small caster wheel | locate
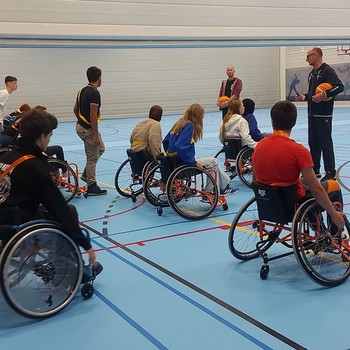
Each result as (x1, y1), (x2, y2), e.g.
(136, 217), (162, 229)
(81, 283), (94, 299)
(222, 203), (228, 211)
(260, 265), (269, 280)
(131, 194), (137, 203)
(83, 193), (88, 198)
(157, 207), (163, 216)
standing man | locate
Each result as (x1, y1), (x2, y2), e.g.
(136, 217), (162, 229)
(295, 47), (344, 181)
(217, 65), (242, 120)
(0, 76), (18, 129)
(74, 66), (107, 196)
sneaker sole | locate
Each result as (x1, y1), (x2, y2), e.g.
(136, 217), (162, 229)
(87, 192), (107, 196)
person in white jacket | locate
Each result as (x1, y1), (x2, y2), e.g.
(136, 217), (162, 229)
(219, 99), (257, 149)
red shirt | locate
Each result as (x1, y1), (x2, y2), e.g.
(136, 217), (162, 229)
(252, 134), (313, 198)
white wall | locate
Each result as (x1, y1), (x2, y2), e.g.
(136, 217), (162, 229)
(0, 46), (279, 120)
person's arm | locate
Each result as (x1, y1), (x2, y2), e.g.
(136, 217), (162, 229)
(231, 78), (242, 100)
(216, 80), (225, 107)
(175, 123), (196, 165)
(239, 119), (257, 149)
(301, 167), (345, 228)
(90, 103), (100, 144)
(148, 122), (162, 158)
(245, 115), (264, 141)
(73, 100), (79, 118)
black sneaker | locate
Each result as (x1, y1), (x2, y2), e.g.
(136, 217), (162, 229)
(87, 183), (107, 196)
(320, 172), (336, 182)
(314, 169), (321, 178)
(92, 261), (103, 277)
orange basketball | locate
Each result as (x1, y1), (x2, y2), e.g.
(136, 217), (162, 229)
(217, 96), (230, 104)
(316, 83), (333, 101)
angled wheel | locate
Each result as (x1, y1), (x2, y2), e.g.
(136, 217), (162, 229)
(236, 147), (254, 188)
(114, 159), (143, 198)
(143, 164), (169, 207)
(214, 147), (237, 180)
(48, 159), (78, 203)
(292, 198), (350, 286)
(0, 222), (83, 318)
(166, 166), (218, 220)
(228, 197), (274, 260)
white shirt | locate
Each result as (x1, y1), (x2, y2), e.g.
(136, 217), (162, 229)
(0, 88), (10, 118)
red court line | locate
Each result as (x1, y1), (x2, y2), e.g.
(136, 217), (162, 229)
(83, 224), (229, 253)
(82, 197), (147, 223)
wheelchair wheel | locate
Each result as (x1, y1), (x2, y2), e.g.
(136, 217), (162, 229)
(48, 159), (78, 203)
(236, 147), (254, 188)
(214, 147), (237, 180)
(166, 166), (218, 220)
(292, 198), (350, 287)
(143, 164), (169, 207)
(228, 197), (274, 260)
(0, 222), (83, 318)
(115, 159), (143, 198)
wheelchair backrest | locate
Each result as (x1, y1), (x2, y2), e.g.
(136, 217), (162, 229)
(126, 149), (152, 176)
(252, 182), (298, 224)
(223, 137), (243, 160)
(156, 154), (176, 182)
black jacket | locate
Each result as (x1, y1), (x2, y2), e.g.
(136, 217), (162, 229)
(306, 63), (344, 118)
(0, 138), (91, 250)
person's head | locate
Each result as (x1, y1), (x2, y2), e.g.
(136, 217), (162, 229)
(242, 98), (255, 116)
(226, 65), (235, 80)
(270, 101), (297, 131)
(170, 103), (204, 142)
(149, 105), (163, 122)
(32, 105), (47, 112)
(86, 66), (102, 86)
(306, 47), (323, 67)
(19, 104), (31, 113)
(19, 109), (58, 151)
(5, 76), (18, 93)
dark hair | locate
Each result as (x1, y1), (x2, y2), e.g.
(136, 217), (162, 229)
(33, 105), (47, 111)
(5, 76), (17, 84)
(242, 98), (255, 116)
(149, 105), (163, 122)
(19, 109), (58, 143)
(86, 66), (101, 83)
(19, 104), (31, 112)
(270, 101), (297, 131)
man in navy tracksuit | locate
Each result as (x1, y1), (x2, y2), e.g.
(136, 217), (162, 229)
(296, 47), (344, 182)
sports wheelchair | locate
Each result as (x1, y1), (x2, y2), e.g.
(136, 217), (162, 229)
(228, 182), (350, 286)
(214, 138), (254, 188)
(142, 154), (229, 220)
(0, 209), (96, 318)
(114, 149), (156, 202)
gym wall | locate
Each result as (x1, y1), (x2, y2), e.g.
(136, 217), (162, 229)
(1, 1), (350, 120)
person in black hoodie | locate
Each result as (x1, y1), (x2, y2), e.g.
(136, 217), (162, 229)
(0, 109), (102, 274)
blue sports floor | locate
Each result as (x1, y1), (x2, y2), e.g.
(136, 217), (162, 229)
(1, 106), (350, 350)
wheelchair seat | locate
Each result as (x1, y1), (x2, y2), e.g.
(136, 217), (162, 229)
(127, 148), (152, 177)
(156, 153), (177, 183)
(223, 137), (243, 160)
(252, 181), (298, 224)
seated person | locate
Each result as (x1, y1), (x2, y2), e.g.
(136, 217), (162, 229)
(242, 98), (268, 142)
(219, 99), (257, 149)
(252, 100), (345, 235)
(0, 103), (32, 147)
(2, 103), (31, 129)
(163, 103), (238, 195)
(130, 105), (163, 160)
(0, 109), (102, 273)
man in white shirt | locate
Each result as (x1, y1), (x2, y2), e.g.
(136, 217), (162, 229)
(0, 76), (18, 129)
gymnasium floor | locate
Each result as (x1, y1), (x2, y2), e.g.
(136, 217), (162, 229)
(1, 106), (350, 350)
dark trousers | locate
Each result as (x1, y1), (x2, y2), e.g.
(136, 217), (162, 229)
(308, 117), (335, 174)
(221, 107), (228, 120)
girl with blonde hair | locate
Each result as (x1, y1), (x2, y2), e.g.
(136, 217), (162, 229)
(220, 99), (257, 148)
(163, 103), (238, 196)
